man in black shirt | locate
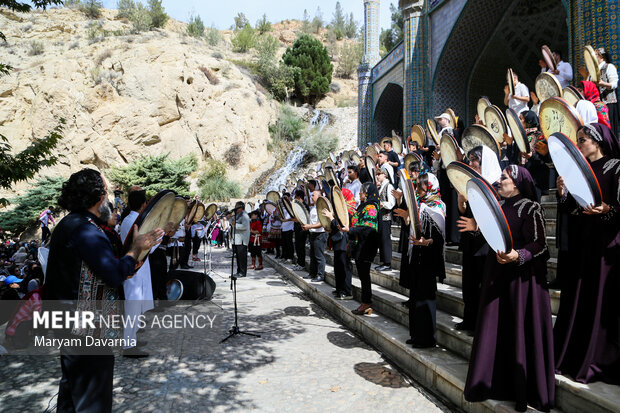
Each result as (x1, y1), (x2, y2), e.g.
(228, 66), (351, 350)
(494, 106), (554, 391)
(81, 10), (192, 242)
(44, 169), (162, 413)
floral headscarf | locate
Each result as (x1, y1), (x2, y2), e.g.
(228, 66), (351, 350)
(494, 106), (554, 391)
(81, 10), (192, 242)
(417, 177), (446, 237)
(351, 183), (379, 231)
(581, 81), (611, 128)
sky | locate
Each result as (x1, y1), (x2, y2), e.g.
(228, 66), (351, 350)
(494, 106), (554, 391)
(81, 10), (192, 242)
(94, 0), (394, 31)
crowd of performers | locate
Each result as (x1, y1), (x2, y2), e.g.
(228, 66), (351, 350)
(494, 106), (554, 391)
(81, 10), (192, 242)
(271, 108), (619, 410)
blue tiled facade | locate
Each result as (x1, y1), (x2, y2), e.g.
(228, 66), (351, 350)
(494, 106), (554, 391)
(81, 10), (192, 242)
(358, 0), (620, 145)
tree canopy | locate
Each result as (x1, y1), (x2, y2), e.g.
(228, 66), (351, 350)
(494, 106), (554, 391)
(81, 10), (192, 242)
(106, 154), (197, 198)
(0, 176), (65, 237)
(282, 35), (333, 105)
(380, 4), (404, 53)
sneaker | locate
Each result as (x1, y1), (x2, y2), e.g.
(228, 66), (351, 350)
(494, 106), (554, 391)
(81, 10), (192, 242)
(336, 293), (353, 300)
(310, 276), (324, 282)
(302, 274), (313, 280)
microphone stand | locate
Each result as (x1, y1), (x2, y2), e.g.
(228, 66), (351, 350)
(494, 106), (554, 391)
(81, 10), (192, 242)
(221, 211), (261, 343)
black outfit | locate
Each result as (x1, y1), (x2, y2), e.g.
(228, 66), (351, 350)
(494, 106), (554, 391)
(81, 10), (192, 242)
(234, 244), (248, 276)
(180, 227), (192, 266)
(281, 229), (294, 260)
(386, 150), (400, 186)
(407, 209), (445, 348)
(44, 211), (137, 413)
(437, 166), (460, 244)
(378, 183), (393, 267)
(359, 167), (372, 184)
(149, 236), (169, 301)
(458, 206), (488, 330)
(294, 221), (307, 267)
(330, 219), (352, 295)
(308, 231), (328, 278)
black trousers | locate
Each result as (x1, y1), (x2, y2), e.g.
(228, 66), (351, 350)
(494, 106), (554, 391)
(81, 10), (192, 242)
(334, 250), (352, 295)
(58, 354), (114, 413)
(192, 235), (201, 255)
(308, 232), (328, 277)
(461, 255), (485, 329)
(356, 260), (372, 304)
(408, 300), (437, 347)
(180, 229), (191, 265)
(149, 248), (168, 300)
(41, 226), (51, 243)
(294, 229), (307, 267)
(233, 244), (247, 276)
(378, 217), (392, 265)
(281, 230), (294, 260)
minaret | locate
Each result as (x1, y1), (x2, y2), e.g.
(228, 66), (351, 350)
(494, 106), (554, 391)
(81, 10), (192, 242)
(358, 0), (380, 146)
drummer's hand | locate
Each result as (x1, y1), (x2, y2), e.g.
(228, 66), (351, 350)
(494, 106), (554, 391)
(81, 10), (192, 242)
(583, 202), (610, 215)
(556, 176), (566, 197)
(530, 91), (539, 105)
(322, 208), (334, 220)
(393, 208), (408, 219)
(578, 66), (588, 79)
(522, 151), (532, 160)
(496, 249), (518, 264)
(457, 217), (477, 232)
(504, 85), (509, 95)
(432, 150), (440, 160)
(474, 114), (482, 125)
(421, 146), (429, 152)
(301, 224), (310, 231)
(392, 189), (403, 201)
(552, 69), (560, 75)
(411, 236), (431, 246)
(340, 225), (350, 233)
(534, 141), (549, 155)
(503, 133), (513, 145)
(129, 226), (164, 258)
(538, 59), (547, 69)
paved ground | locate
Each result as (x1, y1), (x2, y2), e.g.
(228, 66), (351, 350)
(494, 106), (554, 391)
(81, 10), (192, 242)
(0, 246), (451, 413)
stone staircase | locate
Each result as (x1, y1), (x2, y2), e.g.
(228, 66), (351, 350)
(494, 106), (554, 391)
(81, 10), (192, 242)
(263, 196), (620, 413)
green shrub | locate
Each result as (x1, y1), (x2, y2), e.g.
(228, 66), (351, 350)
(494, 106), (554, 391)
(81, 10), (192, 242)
(282, 34), (333, 104)
(107, 154), (197, 198)
(300, 129), (337, 162)
(224, 143), (242, 167)
(255, 14), (272, 34)
(336, 41), (362, 78)
(311, 7), (323, 34)
(232, 25), (256, 53)
(87, 21), (105, 44)
(79, 0), (102, 19)
(198, 160), (241, 202)
(147, 0), (168, 28)
(116, 0), (135, 19)
(262, 63), (297, 101)
(186, 14), (204, 38)
(205, 25), (220, 46)
(64, 0), (81, 9)
(344, 12), (358, 39)
(300, 9), (312, 34)
(0, 176), (64, 237)
(330, 2), (345, 40)
(269, 105), (304, 142)
(256, 34), (279, 63)
(233, 12), (249, 30)
(28, 40), (44, 56)
(129, 2), (151, 32)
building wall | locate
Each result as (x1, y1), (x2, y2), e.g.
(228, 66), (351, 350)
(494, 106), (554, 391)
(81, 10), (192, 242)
(372, 62), (404, 110)
(428, 0), (467, 76)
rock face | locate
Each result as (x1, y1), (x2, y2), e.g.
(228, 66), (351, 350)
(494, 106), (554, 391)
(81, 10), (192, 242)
(0, 8), (279, 199)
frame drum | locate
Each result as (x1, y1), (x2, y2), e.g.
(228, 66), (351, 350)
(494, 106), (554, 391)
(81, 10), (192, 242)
(539, 97), (583, 142)
(169, 197), (188, 227)
(547, 132), (603, 208)
(292, 199), (310, 226)
(562, 85), (585, 107)
(507, 68), (515, 96)
(316, 196), (333, 231)
(411, 125), (426, 147)
(477, 97), (492, 125)
(535, 72), (563, 103)
(446, 162), (485, 200)
(331, 186), (350, 228)
(398, 169), (421, 239)
(440, 132), (464, 167)
(364, 156), (377, 183)
(467, 177), (513, 253)
(426, 119), (440, 146)
(266, 191), (280, 204)
(584, 45), (601, 83)
(204, 203), (218, 221)
(542, 45), (557, 72)
(484, 105), (508, 143)
(505, 108), (529, 154)
(461, 124), (501, 160)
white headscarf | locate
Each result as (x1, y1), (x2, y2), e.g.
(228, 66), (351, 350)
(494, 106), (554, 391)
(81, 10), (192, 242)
(576, 100), (598, 125)
(480, 146), (502, 184)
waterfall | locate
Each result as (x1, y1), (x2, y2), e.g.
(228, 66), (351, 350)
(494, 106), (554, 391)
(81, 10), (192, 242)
(309, 109), (330, 132)
(265, 146), (307, 191)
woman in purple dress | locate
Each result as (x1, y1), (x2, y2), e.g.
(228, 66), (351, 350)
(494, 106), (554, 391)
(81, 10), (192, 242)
(554, 123), (620, 384)
(464, 165), (554, 412)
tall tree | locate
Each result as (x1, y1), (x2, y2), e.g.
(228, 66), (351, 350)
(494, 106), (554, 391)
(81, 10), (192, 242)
(283, 35), (333, 105)
(331, 1), (345, 40)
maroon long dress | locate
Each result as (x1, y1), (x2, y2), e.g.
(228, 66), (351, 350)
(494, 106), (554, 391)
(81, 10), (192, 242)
(554, 156), (620, 384)
(464, 195), (555, 412)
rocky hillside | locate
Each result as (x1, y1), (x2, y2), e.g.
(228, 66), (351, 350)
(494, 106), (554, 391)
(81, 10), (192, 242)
(0, 7), (359, 200)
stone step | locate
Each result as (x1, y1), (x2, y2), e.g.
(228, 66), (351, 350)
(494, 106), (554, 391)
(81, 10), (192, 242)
(391, 218), (557, 239)
(266, 256), (620, 413)
(377, 249), (558, 281)
(264, 255), (561, 413)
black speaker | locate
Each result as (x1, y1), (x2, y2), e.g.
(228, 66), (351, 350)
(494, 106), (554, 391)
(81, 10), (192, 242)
(166, 270), (216, 301)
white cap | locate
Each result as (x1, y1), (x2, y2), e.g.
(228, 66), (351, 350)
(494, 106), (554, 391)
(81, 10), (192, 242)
(434, 113), (451, 121)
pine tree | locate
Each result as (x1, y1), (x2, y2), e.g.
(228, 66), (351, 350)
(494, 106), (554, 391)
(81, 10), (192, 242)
(282, 35), (333, 105)
(147, 0), (168, 29)
(331, 2), (345, 40)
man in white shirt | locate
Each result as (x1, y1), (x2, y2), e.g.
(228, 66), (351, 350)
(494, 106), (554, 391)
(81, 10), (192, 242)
(280, 193), (296, 264)
(302, 189), (328, 282)
(119, 188), (154, 358)
(344, 165), (362, 206)
(541, 51), (573, 89)
(504, 71), (530, 114)
(375, 169), (395, 271)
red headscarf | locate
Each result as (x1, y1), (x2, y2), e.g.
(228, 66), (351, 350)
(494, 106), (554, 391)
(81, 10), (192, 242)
(580, 81), (611, 128)
(341, 188), (357, 216)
